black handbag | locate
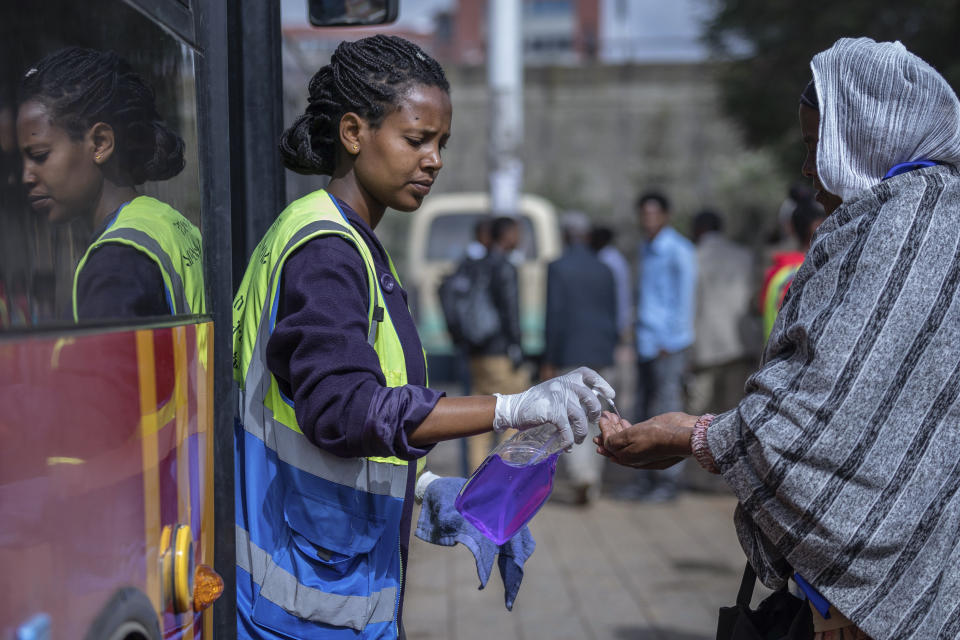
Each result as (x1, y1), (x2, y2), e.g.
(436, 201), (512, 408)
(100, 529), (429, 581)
(716, 563), (814, 640)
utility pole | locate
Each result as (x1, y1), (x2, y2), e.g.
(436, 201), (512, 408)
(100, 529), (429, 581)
(487, 0), (523, 216)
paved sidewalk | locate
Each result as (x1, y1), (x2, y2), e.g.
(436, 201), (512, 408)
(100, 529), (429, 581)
(404, 441), (758, 640)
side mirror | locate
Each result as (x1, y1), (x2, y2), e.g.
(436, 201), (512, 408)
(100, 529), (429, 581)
(308, 0), (399, 27)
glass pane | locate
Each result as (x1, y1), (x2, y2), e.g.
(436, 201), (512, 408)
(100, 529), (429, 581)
(0, 1), (203, 329)
(426, 213), (538, 261)
(309, 0), (395, 26)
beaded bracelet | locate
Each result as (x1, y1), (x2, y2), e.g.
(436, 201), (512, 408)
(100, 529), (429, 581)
(690, 413), (719, 474)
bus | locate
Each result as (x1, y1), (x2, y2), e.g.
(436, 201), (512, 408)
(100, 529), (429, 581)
(0, 1), (394, 638)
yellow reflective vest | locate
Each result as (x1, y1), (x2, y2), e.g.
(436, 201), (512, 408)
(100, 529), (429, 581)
(233, 189), (423, 639)
(72, 195), (205, 320)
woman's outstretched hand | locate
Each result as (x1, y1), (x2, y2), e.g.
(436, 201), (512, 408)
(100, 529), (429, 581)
(595, 411), (697, 469)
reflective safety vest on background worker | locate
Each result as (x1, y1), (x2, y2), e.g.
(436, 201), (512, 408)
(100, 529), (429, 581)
(72, 195), (206, 320)
(232, 190), (424, 639)
(760, 250), (805, 341)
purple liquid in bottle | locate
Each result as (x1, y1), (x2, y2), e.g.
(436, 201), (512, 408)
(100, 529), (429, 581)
(454, 451), (560, 545)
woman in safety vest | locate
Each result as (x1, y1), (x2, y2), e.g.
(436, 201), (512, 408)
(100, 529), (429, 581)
(18, 47), (204, 321)
(232, 35), (613, 638)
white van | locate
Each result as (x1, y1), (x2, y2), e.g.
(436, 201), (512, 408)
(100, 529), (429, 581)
(406, 193), (561, 372)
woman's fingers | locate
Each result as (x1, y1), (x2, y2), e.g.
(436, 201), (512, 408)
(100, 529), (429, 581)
(597, 411), (622, 448)
(598, 410), (626, 432)
(597, 412), (697, 470)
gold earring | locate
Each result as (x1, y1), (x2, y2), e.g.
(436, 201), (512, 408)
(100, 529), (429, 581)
(95, 154), (102, 161)
(353, 144), (359, 152)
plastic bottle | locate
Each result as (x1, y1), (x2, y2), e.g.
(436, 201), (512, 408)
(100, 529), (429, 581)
(454, 424), (566, 545)
(455, 389), (618, 544)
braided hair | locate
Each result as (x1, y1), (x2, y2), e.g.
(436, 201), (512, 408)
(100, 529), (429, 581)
(280, 35), (449, 176)
(20, 47), (185, 185)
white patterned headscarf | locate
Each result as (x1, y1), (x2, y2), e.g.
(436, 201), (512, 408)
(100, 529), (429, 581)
(811, 37), (960, 200)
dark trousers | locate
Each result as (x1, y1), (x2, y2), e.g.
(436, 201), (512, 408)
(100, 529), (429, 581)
(635, 349), (687, 420)
(621, 349), (688, 498)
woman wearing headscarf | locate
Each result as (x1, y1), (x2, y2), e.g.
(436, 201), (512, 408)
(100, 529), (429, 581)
(597, 37), (960, 639)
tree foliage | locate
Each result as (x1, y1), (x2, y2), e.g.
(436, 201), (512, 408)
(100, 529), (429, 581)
(704, 0), (960, 171)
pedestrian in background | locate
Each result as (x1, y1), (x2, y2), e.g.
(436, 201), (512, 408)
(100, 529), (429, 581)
(689, 209), (757, 416)
(542, 211), (618, 505)
(463, 215), (529, 471)
(465, 217), (491, 261)
(591, 225), (632, 340)
(759, 198), (826, 341)
(687, 210), (756, 492)
(621, 191), (696, 501)
(439, 218), (493, 378)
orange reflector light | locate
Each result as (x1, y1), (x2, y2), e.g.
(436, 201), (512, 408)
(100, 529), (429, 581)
(193, 564), (224, 611)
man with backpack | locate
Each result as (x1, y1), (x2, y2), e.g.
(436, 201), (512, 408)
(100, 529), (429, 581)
(440, 216), (529, 470)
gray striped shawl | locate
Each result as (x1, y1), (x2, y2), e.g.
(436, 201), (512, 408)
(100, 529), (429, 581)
(708, 164), (960, 639)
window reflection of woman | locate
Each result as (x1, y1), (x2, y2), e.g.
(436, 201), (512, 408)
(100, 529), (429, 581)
(17, 47), (204, 321)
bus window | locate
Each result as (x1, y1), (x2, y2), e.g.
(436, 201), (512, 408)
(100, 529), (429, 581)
(0, 0), (204, 328)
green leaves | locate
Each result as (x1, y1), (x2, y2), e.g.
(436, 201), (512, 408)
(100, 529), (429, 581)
(704, 0), (960, 170)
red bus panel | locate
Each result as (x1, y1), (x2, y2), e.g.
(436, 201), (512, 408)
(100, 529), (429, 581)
(0, 322), (215, 639)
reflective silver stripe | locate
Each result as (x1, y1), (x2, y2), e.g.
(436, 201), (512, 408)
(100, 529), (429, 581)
(236, 525), (396, 630)
(241, 398), (408, 498)
(99, 227), (189, 313)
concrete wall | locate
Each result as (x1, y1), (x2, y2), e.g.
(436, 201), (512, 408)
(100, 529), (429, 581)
(282, 54), (788, 265)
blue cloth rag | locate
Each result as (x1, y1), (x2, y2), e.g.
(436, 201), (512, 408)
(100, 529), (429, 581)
(415, 476), (535, 610)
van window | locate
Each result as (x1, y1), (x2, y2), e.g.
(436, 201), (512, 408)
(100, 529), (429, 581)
(426, 213), (539, 261)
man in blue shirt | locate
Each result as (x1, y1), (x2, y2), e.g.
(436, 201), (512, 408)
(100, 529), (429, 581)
(625, 191), (697, 500)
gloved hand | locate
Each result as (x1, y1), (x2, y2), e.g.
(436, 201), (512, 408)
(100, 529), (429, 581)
(493, 366), (615, 449)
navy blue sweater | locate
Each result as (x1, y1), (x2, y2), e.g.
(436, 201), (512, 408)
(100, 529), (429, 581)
(75, 211), (168, 321)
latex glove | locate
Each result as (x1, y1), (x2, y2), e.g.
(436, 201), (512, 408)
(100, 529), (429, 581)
(493, 366), (615, 449)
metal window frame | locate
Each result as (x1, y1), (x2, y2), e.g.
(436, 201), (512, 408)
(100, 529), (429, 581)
(191, 1), (239, 636)
(119, 1), (281, 637)
(124, 0), (197, 48)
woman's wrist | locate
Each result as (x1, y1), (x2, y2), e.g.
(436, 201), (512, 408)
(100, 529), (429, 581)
(409, 395), (497, 446)
(690, 413), (719, 474)
(664, 412), (698, 455)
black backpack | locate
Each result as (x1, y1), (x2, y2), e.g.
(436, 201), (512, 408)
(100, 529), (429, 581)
(438, 258), (501, 350)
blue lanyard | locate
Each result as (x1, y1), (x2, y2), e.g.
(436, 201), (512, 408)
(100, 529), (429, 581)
(883, 159), (938, 180)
